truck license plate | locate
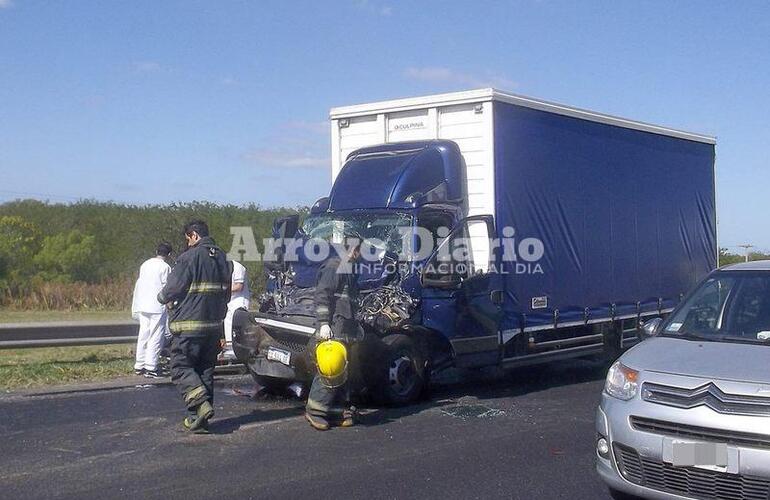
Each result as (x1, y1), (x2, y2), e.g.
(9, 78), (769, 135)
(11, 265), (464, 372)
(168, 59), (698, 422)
(266, 347), (291, 366)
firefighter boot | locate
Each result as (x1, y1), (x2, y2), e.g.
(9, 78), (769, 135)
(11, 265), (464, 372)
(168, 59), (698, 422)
(340, 406), (357, 428)
(182, 401), (214, 434)
(196, 400), (215, 421)
(182, 416), (210, 434)
(305, 412), (330, 431)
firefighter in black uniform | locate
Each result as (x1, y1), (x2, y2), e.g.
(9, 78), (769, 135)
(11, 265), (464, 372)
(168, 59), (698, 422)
(305, 235), (364, 431)
(158, 220), (232, 433)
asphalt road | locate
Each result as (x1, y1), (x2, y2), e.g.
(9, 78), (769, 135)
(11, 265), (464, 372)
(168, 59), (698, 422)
(0, 358), (615, 499)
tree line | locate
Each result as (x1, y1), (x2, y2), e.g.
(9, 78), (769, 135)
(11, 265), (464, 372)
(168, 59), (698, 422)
(718, 247), (770, 266)
(0, 200), (303, 310)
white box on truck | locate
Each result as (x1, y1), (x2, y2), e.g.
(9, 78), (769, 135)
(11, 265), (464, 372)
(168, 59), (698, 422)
(330, 88), (714, 222)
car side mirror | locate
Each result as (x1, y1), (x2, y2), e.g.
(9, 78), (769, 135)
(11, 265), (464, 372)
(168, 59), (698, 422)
(640, 317), (663, 339)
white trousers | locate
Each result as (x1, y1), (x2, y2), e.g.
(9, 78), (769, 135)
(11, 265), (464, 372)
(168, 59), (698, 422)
(224, 302), (249, 344)
(224, 308), (236, 344)
(135, 311), (167, 371)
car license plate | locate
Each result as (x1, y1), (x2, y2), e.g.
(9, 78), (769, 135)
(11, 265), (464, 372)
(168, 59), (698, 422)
(266, 347), (291, 366)
(663, 438), (740, 473)
(671, 441), (728, 467)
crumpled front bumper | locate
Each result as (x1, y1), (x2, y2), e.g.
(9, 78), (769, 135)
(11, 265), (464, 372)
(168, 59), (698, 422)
(232, 310), (315, 383)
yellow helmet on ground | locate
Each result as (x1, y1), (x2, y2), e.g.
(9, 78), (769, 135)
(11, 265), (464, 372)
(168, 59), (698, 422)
(315, 340), (348, 388)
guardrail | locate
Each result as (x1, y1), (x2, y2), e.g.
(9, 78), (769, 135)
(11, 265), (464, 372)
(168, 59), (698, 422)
(0, 319), (245, 372)
(0, 321), (138, 349)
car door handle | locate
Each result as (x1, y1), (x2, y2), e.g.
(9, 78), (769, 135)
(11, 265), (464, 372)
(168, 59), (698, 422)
(490, 290), (504, 305)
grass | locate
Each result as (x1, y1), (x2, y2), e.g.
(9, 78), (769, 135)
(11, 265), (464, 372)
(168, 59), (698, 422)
(0, 310), (130, 324)
(0, 344), (136, 391)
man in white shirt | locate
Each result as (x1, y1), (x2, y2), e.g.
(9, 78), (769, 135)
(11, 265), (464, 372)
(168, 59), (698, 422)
(224, 260), (250, 351)
(131, 243), (172, 377)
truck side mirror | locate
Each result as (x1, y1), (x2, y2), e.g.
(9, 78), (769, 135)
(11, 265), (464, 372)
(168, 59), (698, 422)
(266, 215), (300, 272)
(272, 215), (299, 240)
(639, 317), (663, 339)
(310, 197), (330, 214)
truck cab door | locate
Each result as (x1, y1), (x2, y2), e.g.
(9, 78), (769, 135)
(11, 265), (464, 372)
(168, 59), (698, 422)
(421, 215), (503, 368)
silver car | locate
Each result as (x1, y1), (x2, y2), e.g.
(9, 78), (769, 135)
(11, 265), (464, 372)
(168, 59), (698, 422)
(597, 261), (770, 500)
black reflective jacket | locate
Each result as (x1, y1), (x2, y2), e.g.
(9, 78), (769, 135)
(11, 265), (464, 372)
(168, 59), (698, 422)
(314, 257), (360, 340)
(158, 237), (232, 336)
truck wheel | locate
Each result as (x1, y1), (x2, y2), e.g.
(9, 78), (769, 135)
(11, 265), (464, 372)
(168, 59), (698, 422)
(378, 334), (428, 406)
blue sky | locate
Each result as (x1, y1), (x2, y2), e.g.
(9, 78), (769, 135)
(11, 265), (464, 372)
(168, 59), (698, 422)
(0, 1), (768, 250)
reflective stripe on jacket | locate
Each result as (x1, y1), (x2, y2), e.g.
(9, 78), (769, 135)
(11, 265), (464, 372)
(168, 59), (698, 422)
(158, 237), (233, 336)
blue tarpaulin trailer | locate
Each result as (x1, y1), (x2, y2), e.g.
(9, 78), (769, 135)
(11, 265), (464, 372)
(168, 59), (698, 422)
(235, 89), (717, 404)
(491, 99), (717, 338)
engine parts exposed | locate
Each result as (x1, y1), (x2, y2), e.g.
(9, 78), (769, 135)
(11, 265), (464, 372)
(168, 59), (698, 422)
(357, 285), (418, 332)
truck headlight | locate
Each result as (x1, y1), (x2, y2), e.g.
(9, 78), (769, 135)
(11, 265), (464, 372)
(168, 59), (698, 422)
(605, 361), (639, 401)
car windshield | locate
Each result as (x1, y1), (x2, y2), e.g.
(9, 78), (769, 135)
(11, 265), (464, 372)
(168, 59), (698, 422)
(301, 212), (412, 256)
(661, 272), (770, 344)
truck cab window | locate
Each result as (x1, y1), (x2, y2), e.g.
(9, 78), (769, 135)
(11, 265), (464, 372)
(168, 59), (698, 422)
(417, 211), (454, 257)
(464, 219), (492, 274)
(422, 218), (493, 286)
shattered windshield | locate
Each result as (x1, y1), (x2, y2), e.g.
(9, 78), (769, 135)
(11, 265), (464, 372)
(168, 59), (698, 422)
(302, 212), (413, 256)
(661, 273), (770, 345)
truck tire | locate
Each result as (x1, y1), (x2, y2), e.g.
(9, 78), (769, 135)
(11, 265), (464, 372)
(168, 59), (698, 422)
(377, 333), (428, 406)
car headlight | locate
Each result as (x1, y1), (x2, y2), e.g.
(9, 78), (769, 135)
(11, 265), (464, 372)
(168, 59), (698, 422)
(605, 361), (639, 401)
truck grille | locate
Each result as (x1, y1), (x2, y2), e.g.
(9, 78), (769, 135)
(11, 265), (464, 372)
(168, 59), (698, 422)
(631, 416), (770, 450)
(274, 337), (308, 353)
(267, 329), (310, 353)
(643, 382), (770, 417)
(614, 443), (770, 500)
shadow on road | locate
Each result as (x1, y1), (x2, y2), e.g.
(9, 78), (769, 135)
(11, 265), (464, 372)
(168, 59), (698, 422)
(209, 405), (305, 434)
(357, 356), (612, 427)
(437, 356), (613, 401)
(215, 356), (613, 429)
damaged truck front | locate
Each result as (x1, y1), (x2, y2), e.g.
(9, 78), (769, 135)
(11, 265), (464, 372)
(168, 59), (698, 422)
(233, 89), (717, 406)
(233, 141), (466, 404)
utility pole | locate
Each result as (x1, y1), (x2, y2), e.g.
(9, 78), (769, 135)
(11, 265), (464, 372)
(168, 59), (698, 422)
(737, 244), (754, 263)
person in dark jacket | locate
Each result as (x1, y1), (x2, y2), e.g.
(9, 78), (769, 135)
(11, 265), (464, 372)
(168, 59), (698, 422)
(305, 235), (363, 431)
(158, 220), (232, 433)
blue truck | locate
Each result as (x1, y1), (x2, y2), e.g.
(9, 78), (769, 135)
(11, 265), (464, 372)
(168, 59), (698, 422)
(233, 88), (717, 404)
